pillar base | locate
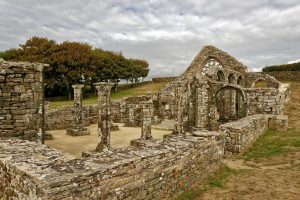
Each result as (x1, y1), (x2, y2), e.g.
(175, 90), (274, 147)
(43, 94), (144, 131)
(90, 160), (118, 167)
(44, 132), (53, 140)
(111, 123), (119, 131)
(66, 127), (90, 136)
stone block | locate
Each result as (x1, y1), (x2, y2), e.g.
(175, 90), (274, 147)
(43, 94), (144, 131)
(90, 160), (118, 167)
(66, 128), (90, 136)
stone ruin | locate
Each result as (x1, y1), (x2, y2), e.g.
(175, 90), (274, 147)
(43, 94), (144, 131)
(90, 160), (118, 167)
(0, 46), (290, 199)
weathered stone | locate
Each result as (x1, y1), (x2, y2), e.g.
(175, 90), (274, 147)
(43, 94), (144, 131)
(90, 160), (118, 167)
(66, 84), (90, 136)
(94, 82), (114, 152)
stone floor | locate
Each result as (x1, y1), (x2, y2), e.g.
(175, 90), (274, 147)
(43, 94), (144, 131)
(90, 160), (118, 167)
(45, 123), (172, 158)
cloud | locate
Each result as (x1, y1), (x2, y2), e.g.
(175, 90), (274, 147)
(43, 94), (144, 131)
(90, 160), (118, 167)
(0, 0), (300, 77)
(288, 59), (300, 64)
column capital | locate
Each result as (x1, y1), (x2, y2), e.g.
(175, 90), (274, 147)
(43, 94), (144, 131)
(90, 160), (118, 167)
(72, 84), (84, 89)
(94, 82), (114, 91)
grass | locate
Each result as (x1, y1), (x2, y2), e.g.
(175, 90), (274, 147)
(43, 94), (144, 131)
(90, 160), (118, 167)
(177, 166), (237, 200)
(243, 129), (299, 161)
(48, 82), (167, 109)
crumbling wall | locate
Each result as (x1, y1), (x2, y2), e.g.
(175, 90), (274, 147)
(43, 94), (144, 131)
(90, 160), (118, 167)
(220, 114), (288, 156)
(0, 61), (46, 141)
(45, 95), (158, 130)
(244, 83), (289, 115)
(0, 135), (224, 200)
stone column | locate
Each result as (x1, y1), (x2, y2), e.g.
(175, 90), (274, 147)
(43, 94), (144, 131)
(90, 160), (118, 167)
(126, 104), (135, 126)
(66, 84), (90, 136)
(195, 85), (208, 129)
(172, 83), (185, 136)
(94, 82), (114, 152)
(140, 102), (154, 140)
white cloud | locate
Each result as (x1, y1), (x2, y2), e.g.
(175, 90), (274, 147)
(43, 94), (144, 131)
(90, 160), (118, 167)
(0, 0), (300, 77)
(288, 59), (300, 64)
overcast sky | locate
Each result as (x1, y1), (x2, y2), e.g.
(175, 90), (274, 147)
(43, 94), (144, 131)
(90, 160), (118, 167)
(0, 0), (299, 78)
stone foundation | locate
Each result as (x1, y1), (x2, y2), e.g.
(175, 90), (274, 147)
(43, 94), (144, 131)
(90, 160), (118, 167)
(0, 135), (224, 200)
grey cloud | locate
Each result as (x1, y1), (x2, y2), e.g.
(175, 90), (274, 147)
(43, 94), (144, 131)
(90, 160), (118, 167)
(0, 0), (300, 78)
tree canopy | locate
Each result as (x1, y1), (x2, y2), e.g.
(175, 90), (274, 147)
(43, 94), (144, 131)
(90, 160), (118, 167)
(0, 36), (149, 98)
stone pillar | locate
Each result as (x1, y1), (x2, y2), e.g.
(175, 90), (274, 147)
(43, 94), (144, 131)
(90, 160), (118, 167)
(119, 101), (127, 123)
(66, 84), (90, 136)
(126, 104), (135, 126)
(140, 102), (154, 140)
(230, 90), (237, 118)
(195, 85), (208, 129)
(36, 64), (45, 144)
(172, 84), (185, 136)
(94, 82), (114, 152)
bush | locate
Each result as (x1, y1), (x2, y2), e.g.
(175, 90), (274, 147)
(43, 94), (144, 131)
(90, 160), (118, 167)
(262, 62), (300, 72)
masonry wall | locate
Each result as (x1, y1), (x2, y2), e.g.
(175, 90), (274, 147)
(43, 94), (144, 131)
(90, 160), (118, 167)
(220, 114), (288, 156)
(244, 83), (289, 116)
(45, 95), (157, 130)
(0, 135), (224, 200)
(0, 61), (46, 141)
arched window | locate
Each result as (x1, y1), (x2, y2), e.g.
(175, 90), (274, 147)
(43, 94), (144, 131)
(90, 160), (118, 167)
(228, 74), (236, 84)
(217, 70), (225, 82)
(237, 76), (243, 86)
(216, 86), (246, 122)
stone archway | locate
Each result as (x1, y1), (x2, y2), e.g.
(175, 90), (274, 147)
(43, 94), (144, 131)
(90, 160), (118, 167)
(216, 85), (246, 122)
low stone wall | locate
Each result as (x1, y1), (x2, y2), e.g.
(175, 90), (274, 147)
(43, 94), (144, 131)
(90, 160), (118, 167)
(0, 135), (224, 200)
(152, 76), (177, 83)
(263, 71), (300, 81)
(0, 61), (47, 141)
(220, 114), (288, 156)
(45, 95), (156, 130)
(45, 105), (97, 130)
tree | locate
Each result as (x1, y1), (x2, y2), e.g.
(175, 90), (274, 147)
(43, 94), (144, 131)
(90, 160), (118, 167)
(52, 41), (93, 99)
(0, 48), (19, 60)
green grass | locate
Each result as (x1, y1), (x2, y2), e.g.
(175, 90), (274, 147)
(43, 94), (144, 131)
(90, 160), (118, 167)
(177, 166), (237, 200)
(48, 82), (167, 109)
(244, 128), (300, 161)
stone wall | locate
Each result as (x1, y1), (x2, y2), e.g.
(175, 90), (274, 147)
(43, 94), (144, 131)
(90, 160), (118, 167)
(0, 61), (46, 141)
(220, 114), (288, 156)
(45, 105), (97, 130)
(244, 83), (289, 116)
(0, 134), (224, 200)
(45, 95), (157, 130)
(152, 76), (177, 83)
(263, 71), (300, 81)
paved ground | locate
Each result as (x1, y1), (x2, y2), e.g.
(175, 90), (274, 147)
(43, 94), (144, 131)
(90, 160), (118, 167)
(45, 123), (171, 158)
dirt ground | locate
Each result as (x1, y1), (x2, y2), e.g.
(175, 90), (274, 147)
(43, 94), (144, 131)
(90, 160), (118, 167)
(45, 123), (171, 157)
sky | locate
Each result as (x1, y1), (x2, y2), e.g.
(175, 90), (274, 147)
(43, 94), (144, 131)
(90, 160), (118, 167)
(0, 0), (299, 78)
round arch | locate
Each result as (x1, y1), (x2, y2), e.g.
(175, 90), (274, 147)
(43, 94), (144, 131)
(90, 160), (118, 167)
(237, 76), (243, 86)
(216, 85), (246, 101)
(215, 85), (247, 122)
(228, 74), (236, 84)
(217, 70), (225, 82)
